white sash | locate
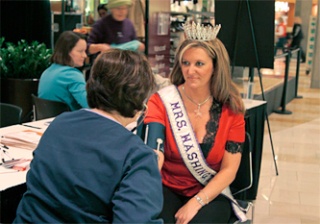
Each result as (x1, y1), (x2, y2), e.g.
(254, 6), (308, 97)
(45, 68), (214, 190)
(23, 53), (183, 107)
(158, 85), (250, 222)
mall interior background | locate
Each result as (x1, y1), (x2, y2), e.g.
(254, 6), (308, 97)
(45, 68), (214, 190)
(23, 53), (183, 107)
(0, 0), (319, 223)
(1, 0), (318, 82)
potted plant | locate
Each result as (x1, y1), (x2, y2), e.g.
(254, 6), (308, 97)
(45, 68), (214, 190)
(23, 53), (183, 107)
(0, 37), (52, 121)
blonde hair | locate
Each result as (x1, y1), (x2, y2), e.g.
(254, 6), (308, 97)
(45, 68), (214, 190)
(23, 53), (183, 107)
(170, 39), (245, 114)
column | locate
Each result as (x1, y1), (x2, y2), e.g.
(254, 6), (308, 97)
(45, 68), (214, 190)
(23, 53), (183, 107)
(311, 6), (320, 88)
(294, 0), (313, 54)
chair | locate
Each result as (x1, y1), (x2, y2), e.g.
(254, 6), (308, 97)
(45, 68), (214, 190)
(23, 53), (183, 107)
(0, 103), (23, 127)
(228, 132), (254, 223)
(231, 132), (253, 196)
(31, 94), (70, 121)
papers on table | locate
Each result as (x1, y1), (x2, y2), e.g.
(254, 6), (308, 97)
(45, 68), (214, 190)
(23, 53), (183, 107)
(1, 129), (43, 150)
(0, 119), (52, 189)
(1, 158), (31, 171)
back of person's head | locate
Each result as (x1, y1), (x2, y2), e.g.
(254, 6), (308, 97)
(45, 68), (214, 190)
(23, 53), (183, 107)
(51, 31), (87, 66)
(107, 0), (132, 9)
(86, 49), (156, 118)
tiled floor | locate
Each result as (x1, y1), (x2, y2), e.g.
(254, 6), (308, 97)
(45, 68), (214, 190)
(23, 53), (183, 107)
(252, 62), (320, 223)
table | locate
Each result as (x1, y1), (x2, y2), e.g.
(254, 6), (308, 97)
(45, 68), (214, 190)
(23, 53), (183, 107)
(0, 118), (53, 223)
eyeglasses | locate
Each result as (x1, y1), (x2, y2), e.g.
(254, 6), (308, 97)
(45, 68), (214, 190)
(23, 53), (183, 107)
(131, 103), (148, 133)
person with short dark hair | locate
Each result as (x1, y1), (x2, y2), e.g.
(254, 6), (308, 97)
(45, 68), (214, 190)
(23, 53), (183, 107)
(14, 49), (163, 223)
(97, 3), (108, 18)
(38, 31), (89, 110)
(290, 16), (306, 63)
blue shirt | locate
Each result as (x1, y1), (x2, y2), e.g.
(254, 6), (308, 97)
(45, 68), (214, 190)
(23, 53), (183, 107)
(14, 109), (163, 223)
(38, 63), (89, 111)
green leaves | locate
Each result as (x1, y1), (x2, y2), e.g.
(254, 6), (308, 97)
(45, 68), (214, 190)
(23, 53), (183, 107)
(0, 38), (52, 79)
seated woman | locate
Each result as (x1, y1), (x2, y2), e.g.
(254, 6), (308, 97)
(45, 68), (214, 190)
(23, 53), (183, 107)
(38, 31), (89, 111)
(14, 49), (163, 223)
(143, 22), (250, 223)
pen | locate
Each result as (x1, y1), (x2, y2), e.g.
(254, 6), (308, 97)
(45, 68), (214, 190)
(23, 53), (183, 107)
(1, 144), (9, 149)
(22, 124), (42, 129)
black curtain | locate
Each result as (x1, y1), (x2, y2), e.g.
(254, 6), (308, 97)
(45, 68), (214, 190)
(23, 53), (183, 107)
(0, 0), (52, 48)
(215, 0), (275, 69)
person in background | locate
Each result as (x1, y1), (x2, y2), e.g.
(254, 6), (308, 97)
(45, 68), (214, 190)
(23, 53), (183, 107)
(86, 3), (108, 26)
(38, 31), (88, 110)
(97, 3), (108, 18)
(14, 49), (163, 223)
(143, 22), (250, 223)
(290, 16), (306, 63)
(87, 0), (145, 54)
(274, 16), (287, 55)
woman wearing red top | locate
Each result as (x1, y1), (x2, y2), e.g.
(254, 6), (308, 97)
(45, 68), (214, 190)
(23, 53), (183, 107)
(143, 22), (247, 224)
(274, 16), (287, 55)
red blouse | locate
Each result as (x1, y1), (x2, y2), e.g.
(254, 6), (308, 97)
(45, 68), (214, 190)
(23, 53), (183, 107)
(145, 91), (245, 197)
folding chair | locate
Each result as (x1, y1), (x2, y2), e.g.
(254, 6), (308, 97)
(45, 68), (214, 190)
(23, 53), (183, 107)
(0, 103), (23, 127)
(229, 132), (254, 223)
(31, 94), (70, 120)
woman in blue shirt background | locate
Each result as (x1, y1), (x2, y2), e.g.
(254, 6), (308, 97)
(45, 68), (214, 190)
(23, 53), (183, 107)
(38, 31), (89, 110)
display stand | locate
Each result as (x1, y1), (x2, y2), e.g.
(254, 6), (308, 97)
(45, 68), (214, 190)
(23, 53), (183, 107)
(247, 0), (279, 175)
(216, 0), (279, 175)
(291, 48), (303, 99)
(273, 51), (293, 114)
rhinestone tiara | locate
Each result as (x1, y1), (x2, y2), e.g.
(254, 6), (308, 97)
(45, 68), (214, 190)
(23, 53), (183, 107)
(183, 22), (221, 41)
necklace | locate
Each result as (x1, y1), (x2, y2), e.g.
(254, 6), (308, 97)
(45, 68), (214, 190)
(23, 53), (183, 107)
(182, 85), (211, 118)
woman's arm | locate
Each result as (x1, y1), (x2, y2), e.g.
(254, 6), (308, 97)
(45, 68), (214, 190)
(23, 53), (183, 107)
(154, 150), (165, 170)
(112, 144), (163, 223)
(145, 94), (167, 170)
(200, 151), (241, 201)
(174, 151), (241, 224)
(87, 20), (111, 54)
(68, 70), (89, 108)
(88, 43), (111, 54)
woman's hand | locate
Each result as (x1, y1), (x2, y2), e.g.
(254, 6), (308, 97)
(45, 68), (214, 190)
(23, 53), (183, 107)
(174, 197), (202, 224)
(154, 150), (164, 170)
(88, 43), (111, 54)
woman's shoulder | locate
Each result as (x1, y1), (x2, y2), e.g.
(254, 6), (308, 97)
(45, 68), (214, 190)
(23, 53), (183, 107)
(148, 91), (163, 106)
(123, 18), (135, 27)
(52, 64), (83, 75)
(222, 104), (245, 118)
(93, 16), (109, 27)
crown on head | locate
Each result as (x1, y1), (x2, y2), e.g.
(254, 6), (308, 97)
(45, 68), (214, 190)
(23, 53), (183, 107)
(183, 22), (221, 41)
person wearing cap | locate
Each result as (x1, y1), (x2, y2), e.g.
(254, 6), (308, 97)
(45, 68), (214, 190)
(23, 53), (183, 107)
(87, 0), (145, 55)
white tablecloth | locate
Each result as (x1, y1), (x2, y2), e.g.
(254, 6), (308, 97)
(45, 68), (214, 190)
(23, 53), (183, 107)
(0, 118), (54, 191)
